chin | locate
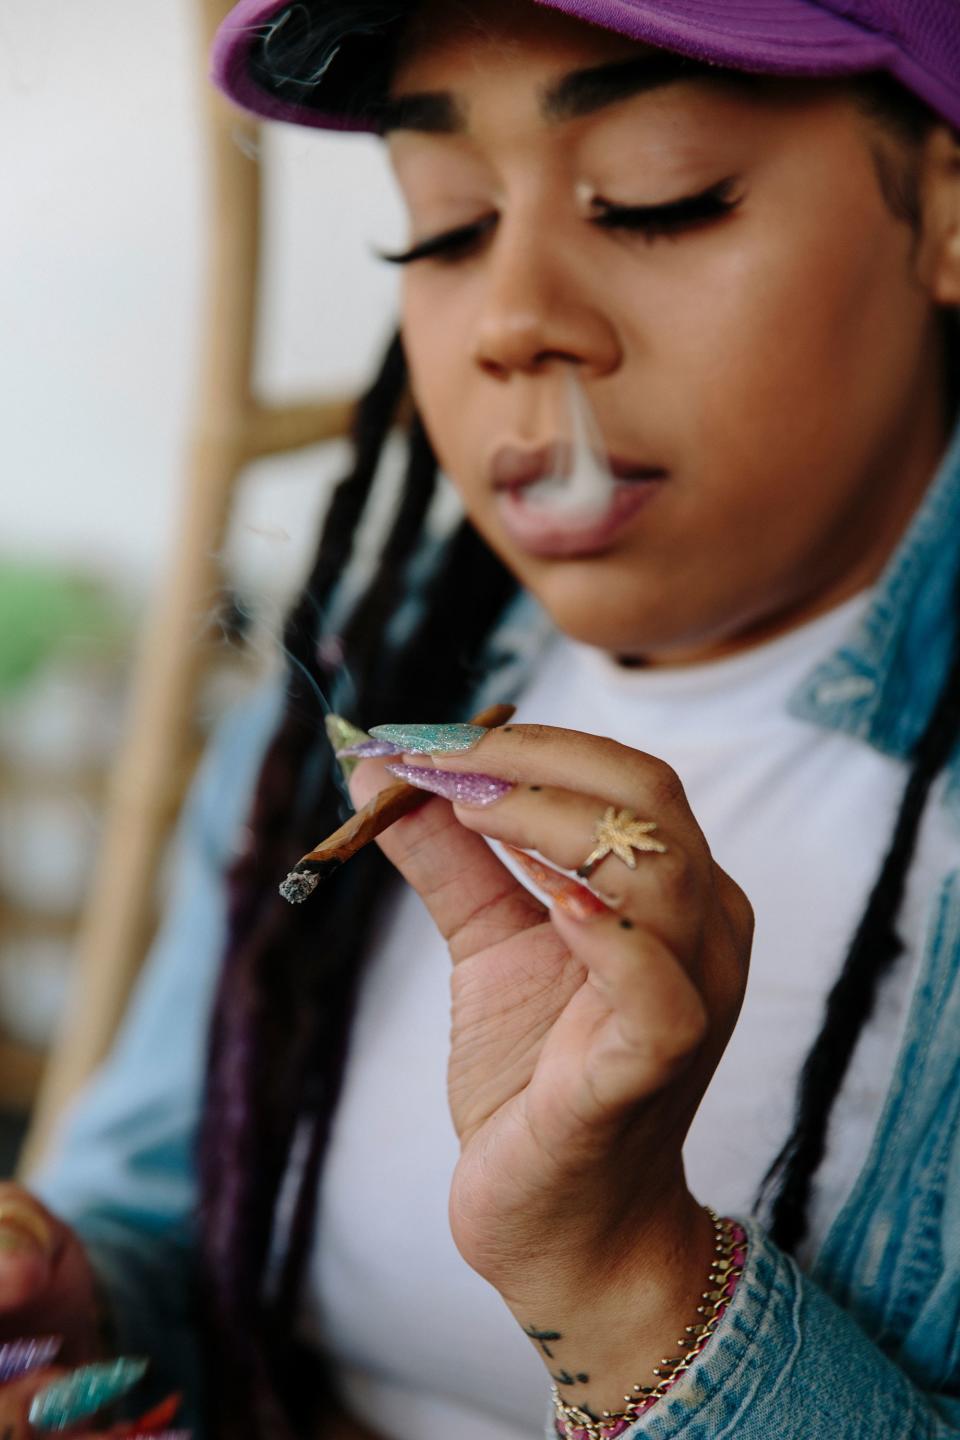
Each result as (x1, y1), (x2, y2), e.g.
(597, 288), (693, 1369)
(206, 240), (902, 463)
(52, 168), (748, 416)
(533, 573), (742, 661)
(536, 585), (668, 655)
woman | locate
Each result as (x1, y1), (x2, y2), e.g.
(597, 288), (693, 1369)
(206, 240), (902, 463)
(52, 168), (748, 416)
(1, 1), (959, 1437)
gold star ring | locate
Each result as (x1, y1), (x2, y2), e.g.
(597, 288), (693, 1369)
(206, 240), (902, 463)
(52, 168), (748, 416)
(577, 807), (668, 879)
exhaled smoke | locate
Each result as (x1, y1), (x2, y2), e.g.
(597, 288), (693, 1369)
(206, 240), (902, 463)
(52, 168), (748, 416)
(521, 369), (618, 521)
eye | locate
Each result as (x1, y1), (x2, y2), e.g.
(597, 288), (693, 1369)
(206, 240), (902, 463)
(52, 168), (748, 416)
(377, 177), (742, 266)
(378, 213), (498, 267)
(590, 177), (743, 241)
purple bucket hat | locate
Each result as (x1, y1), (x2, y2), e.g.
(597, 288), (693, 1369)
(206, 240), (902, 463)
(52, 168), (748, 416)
(212, 0), (960, 134)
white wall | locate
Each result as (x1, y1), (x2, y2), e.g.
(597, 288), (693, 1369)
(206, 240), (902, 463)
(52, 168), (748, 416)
(1, 0), (405, 593)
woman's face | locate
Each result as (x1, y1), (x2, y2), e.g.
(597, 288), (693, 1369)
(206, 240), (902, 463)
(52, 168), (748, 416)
(387, 0), (952, 661)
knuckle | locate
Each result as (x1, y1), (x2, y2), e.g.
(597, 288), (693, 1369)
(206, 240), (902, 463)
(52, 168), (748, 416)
(500, 722), (549, 747)
(718, 869), (755, 940)
(646, 1004), (708, 1074)
(655, 845), (698, 904)
(642, 757), (687, 812)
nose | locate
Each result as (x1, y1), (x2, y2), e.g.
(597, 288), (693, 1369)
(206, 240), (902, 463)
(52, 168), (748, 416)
(471, 223), (622, 381)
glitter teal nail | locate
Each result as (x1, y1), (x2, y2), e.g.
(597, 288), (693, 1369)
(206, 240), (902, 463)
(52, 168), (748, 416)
(369, 723), (487, 755)
(29, 1357), (148, 1431)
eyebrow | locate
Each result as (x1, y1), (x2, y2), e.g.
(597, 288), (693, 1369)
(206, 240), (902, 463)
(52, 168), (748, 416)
(379, 54), (754, 134)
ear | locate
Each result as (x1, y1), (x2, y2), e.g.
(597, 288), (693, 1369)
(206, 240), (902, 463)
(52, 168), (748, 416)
(917, 127), (960, 304)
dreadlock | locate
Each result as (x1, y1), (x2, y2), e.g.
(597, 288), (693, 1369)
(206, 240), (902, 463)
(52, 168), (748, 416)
(197, 333), (517, 1438)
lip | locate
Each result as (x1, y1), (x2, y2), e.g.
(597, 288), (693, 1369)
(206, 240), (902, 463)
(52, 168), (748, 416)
(489, 442), (664, 491)
(496, 477), (665, 558)
(488, 442), (667, 558)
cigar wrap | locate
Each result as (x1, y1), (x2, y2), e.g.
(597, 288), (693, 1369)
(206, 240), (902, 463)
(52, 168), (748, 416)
(279, 704), (516, 903)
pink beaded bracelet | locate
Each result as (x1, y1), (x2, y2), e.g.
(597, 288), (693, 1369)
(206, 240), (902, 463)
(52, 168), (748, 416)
(551, 1211), (747, 1440)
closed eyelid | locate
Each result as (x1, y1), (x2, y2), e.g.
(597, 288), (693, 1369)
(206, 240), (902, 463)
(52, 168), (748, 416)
(377, 212), (498, 265)
(377, 177), (741, 264)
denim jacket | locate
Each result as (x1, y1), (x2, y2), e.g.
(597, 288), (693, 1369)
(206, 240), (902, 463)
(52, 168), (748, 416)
(34, 415), (960, 1437)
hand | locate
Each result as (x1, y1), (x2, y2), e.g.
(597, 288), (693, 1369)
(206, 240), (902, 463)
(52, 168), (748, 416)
(0, 1184), (109, 1435)
(351, 725), (752, 1404)
(0, 1185), (105, 1364)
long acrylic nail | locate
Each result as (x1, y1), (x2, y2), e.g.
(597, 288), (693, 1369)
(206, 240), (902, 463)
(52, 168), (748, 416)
(326, 716), (375, 781)
(505, 845), (611, 921)
(324, 715), (369, 753)
(29, 1358), (148, 1432)
(0, 1230), (41, 1257)
(385, 763), (513, 807)
(370, 723), (487, 755)
(0, 1335), (62, 1383)
(336, 738), (403, 760)
(0, 1203), (53, 1256)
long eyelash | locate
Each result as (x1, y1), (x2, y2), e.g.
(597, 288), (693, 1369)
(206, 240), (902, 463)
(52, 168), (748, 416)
(377, 178), (741, 266)
(378, 214), (498, 266)
(591, 178), (742, 238)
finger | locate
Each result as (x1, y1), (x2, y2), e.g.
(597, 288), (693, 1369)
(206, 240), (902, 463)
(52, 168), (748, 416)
(0, 1365), (64, 1437)
(348, 756), (548, 962)
(0, 1190), (59, 1312)
(548, 906), (709, 1109)
(388, 723), (702, 840)
(384, 771), (704, 953)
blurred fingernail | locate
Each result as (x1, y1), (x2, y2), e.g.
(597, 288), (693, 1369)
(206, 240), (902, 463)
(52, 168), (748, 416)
(505, 846), (611, 922)
(111, 1392), (182, 1436)
(29, 1358), (148, 1431)
(0, 1203), (53, 1256)
(385, 763), (513, 807)
(0, 1335), (62, 1382)
(0, 1230), (40, 1256)
(325, 716), (372, 781)
(370, 723), (486, 755)
(324, 715), (368, 753)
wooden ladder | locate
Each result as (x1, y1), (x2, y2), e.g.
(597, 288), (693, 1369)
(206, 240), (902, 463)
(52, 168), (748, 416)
(20, 0), (355, 1174)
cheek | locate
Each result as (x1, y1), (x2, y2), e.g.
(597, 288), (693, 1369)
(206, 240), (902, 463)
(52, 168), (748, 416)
(402, 279), (490, 502)
(670, 199), (919, 479)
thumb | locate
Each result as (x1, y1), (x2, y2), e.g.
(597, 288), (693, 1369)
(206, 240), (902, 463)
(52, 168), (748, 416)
(0, 1191), (56, 1312)
(349, 756), (546, 962)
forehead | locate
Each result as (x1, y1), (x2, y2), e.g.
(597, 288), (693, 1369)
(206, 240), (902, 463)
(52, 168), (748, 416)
(392, 0), (649, 89)
(386, 0), (775, 141)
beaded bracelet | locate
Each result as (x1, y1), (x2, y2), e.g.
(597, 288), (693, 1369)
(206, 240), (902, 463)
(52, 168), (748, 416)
(551, 1211), (747, 1440)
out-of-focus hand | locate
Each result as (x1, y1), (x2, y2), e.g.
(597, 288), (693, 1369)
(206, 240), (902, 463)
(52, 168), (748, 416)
(0, 1183), (124, 1436)
(0, 1184), (105, 1367)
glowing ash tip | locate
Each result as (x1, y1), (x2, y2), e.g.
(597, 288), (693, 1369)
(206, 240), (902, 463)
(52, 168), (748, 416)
(280, 869), (321, 904)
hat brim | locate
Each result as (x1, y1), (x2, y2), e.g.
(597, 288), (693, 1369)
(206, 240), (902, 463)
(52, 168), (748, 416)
(211, 0), (939, 134)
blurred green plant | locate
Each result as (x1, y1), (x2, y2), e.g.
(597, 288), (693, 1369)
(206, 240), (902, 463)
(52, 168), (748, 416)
(0, 560), (128, 697)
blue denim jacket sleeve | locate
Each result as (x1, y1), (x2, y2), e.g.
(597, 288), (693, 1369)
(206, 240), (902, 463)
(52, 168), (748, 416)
(31, 685), (282, 1423)
(617, 1218), (959, 1440)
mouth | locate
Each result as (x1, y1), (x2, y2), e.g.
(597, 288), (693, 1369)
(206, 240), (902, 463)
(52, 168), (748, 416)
(489, 442), (668, 559)
(490, 442), (665, 492)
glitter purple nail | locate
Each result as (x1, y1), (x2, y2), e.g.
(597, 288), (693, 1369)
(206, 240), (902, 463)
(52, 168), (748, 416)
(336, 738), (404, 759)
(0, 1335), (63, 1383)
(385, 763), (514, 807)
